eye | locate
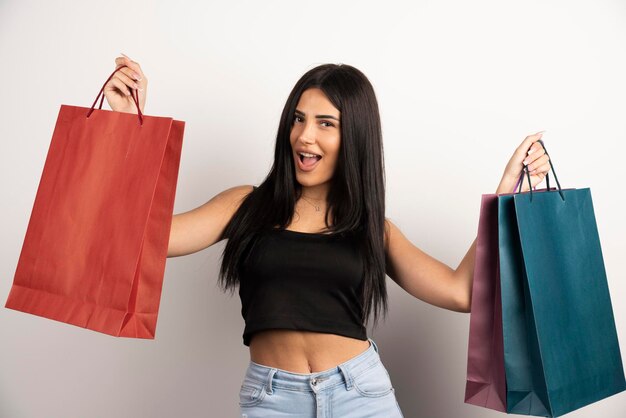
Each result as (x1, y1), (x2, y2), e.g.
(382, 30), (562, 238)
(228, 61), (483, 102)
(293, 115), (304, 123)
(320, 120), (335, 128)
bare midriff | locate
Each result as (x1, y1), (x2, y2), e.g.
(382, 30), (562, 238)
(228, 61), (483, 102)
(249, 329), (371, 373)
(253, 210), (371, 373)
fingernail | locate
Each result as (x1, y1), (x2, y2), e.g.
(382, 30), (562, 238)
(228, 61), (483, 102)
(137, 87), (144, 92)
(536, 130), (546, 135)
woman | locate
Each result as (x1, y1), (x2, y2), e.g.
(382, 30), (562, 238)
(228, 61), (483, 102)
(104, 54), (551, 417)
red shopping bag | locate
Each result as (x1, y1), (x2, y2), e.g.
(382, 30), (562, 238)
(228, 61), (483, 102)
(5, 66), (184, 338)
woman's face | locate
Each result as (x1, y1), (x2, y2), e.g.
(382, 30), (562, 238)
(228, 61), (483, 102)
(290, 88), (341, 189)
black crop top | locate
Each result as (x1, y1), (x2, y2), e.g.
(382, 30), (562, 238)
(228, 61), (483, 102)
(237, 191), (367, 346)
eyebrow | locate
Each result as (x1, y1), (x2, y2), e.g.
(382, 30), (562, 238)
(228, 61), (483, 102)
(295, 109), (340, 122)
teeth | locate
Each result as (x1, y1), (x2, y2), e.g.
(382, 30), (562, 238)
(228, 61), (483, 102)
(299, 152), (320, 158)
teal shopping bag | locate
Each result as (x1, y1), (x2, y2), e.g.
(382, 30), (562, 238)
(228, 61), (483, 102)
(499, 192), (551, 416)
(498, 141), (626, 417)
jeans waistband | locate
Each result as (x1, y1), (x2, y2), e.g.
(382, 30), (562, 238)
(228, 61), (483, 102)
(244, 337), (380, 394)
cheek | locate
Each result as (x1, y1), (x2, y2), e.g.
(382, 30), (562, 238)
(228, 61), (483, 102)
(323, 144), (341, 169)
(327, 138), (341, 161)
(290, 123), (304, 139)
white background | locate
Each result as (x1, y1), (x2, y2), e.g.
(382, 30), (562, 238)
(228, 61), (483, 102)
(1, 1), (625, 417)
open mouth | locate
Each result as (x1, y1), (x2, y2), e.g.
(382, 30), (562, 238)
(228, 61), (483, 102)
(296, 152), (322, 170)
(299, 153), (322, 163)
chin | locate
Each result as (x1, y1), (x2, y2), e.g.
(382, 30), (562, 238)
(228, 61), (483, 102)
(296, 177), (330, 187)
(296, 178), (317, 186)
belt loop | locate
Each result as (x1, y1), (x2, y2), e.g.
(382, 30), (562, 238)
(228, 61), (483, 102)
(338, 364), (353, 390)
(265, 368), (277, 395)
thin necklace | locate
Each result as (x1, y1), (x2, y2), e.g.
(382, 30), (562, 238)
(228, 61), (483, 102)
(300, 195), (325, 212)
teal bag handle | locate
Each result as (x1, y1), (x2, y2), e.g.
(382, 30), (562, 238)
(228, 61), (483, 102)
(513, 139), (565, 202)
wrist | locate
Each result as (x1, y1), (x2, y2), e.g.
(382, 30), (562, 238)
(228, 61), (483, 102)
(496, 175), (519, 194)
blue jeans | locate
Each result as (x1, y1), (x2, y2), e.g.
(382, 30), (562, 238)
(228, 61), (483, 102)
(238, 337), (404, 417)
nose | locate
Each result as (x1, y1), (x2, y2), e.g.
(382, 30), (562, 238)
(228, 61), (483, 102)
(298, 120), (316, 144)
(299, 135), (314, 146)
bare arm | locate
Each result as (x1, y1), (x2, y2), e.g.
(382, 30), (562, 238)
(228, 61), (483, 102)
(453, 174), (537, 311)
(386, 133), (551, 313)
(384, 219), (467, 313)
(167, 185), (254, 258)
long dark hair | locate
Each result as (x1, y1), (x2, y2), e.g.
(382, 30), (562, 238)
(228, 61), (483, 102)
(217, 63), (388, 328)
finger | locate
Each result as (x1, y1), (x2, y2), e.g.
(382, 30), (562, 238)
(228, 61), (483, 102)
(105, 77), (132, 96)
(530, 159), (550, 176)
(523, 147), (546, 166)
(114, 68), (141, 90)
(529, 157), (550, 174)
(120, 52), (134, 62)
(527, 153), (549, 171)
(120, 55), (145, 80)
(516, 131), (545, 154)
(530, 169), (549, 180)
(527, 140), (546, 156)
(114, 57), (133, 72)
(113, 61), (143, 82)
(114, 55), (145, 81)
(527, 172), (545, 192)
(530, 164), (550, 176)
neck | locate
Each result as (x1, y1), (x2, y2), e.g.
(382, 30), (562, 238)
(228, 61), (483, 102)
(300, 184), (328, 202)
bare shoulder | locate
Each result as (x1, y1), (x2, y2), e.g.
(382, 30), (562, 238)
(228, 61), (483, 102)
(384, 218), (393, 252)
(167, 184), (255, 257)
(192, 184), (255, 227)
(383, 217), (411, 279)
(215, 184), (255, 210)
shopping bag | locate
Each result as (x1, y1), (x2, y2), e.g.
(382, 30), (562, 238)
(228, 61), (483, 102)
(465, 158), (554, 412)
(499, 141), (626, 416)
(464, 152), (555, 412)
(465, 154), (562, 412)
(5, 65), (184, 339)
(499, 190), (553, 416)
(464, 193), (507, 412)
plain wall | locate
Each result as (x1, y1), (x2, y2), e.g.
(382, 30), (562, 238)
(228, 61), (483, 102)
(1, 1), (625, 417)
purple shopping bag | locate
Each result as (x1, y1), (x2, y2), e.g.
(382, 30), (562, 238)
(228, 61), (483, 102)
(464, 193), (507, 412)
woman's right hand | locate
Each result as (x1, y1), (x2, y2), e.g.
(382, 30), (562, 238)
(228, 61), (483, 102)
(104, 54), (148, 114)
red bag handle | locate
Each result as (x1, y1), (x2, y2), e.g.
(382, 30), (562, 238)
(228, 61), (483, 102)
(86, 65), (144, 126)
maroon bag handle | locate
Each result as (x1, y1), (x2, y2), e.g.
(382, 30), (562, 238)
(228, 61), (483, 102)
(86, 65), (144, 126)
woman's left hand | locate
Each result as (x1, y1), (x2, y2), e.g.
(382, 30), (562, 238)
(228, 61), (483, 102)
(496, 131), (552, 194)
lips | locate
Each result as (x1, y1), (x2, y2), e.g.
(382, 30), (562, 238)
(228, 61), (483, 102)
(295, 152), (322, 172)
